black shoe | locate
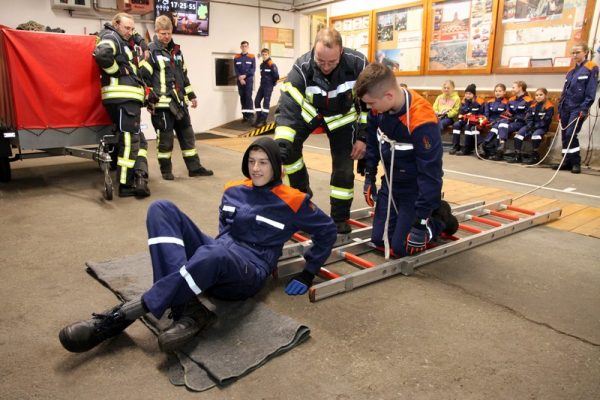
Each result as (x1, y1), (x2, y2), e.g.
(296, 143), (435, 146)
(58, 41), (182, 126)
(524, 153), (539, 165)
(552, 163), (571, 171)
(189, 165), (214, 177)
(432, 200), (458, 236)
(335, 221), (352, 234)
(507, 154), (522, 163)
(118, 185), (137, 197)
(158, 302), (216, 353)
(134, 174), (151, 197)
(571, 164), (581, 174)
(449, 147), (460, 155)
(162, 172), (175, 181)
(59, 305), (134, 353)
(253, 118), (265, 128)
(456, 150), (473, 156)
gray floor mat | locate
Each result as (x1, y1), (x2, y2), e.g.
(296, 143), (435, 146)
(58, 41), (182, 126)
(86, 252), (310, 392)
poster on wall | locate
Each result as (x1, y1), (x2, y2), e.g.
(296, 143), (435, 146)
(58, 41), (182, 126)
(330, 13), (370, 58)
(261, 27), (295, 58)
(374, 4), (424, 74)
(496, 0), (590, 70)
(428, 0), (494, 72)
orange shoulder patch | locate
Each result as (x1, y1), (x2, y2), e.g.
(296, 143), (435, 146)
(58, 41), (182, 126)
(224, 178), (252, 190)
(271, 185), (306, 213)
(544, 100), (554, 110)
(584, 61), (598, 71)
(234, 54), (241, 59)
(248, 53), (255, 58)
(399, 90), (438, 133)
(524, 95), (533, 102)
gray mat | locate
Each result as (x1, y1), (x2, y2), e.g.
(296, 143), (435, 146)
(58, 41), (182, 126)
(86, 253), (311, 392)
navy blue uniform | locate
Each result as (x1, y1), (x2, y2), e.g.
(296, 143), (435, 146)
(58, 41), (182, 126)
(514, 100), (555, 153)
(254, 57), (279, 122)
(451, 96), (485, 153)
(496, 94), (532, 141)
(142, 180), (336, 318)
(558, 60), (599, 167)
(234, 52), (256, 120)
(483, 97), (508, 146)
(364, 90), (445, 257)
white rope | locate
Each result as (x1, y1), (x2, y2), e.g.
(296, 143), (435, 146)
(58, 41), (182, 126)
(377, 88), (410, 259)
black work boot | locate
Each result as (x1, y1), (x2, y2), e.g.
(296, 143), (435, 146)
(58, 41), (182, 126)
(571, 164), (581, 174)
(335, 221), (352, 234)
(188, 165), (214, 177)
(59, 305), (134, 353)
(118, 184), (137, 197)
(507, 152), (522, 163)
(524, 151), (539, 165)
(432, 200), (459, 236)
(158, 301), (216, 353)
(134, 172), (151, 197)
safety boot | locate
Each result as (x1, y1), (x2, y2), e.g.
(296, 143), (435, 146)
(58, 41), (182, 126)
(118, 185), (137, 197)
(134, 172), (151, 197)
(59, 305), (134, 353)
(161, 172), (175, 180)
(507, 152), (522, 163)
(335, 221), (352, 234)
(571, 164), (581, 174)
(188, 165), (214, 177)
(524, 151), (539, 165)
(432, 200), (458, 236)
(449, 146), (460, 155)
(158, 301), (216, 353)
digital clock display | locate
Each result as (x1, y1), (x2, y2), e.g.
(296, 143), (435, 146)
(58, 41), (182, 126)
(155, 0), (210, 36)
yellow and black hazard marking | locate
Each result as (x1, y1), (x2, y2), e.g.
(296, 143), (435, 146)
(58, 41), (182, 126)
(243, 122), (276, 137)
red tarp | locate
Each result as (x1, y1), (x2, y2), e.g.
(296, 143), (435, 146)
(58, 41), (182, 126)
(0, 25), (111, 130)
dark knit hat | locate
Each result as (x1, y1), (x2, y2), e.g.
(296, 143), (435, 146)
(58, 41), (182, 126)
(465, 84), (477, 96)
(242, 137), (282, 182)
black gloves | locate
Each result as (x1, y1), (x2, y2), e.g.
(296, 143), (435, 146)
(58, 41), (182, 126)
(276, 139), (292, 164)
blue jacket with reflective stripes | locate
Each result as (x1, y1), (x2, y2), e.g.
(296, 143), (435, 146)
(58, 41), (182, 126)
(559, 61), (599, 113)
(218, 179), (336, 276)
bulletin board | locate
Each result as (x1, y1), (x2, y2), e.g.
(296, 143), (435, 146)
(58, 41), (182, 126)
(492, 0), (596, 74)
(425, 0), (499, 74)
(260, 26), (295, 58)
(373, 2), (426, 76)
(330, 12), (373, 58)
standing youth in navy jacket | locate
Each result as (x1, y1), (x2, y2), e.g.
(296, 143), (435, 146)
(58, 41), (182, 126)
(354, 63), (458, 258)
(234, 41), (256, 123)
(555, 43), (599, 174)
(253, 48), (279, 127)
(59, 137), (337, 354)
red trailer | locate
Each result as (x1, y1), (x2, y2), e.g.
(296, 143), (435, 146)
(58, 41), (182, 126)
(0, 25), (116, 199)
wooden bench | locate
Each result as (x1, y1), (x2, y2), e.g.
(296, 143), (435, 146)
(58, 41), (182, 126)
(414, 88), (561, 158)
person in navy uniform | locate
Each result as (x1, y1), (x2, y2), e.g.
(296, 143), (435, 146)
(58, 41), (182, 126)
(253, 48), (280, 127)
(59, 137), (337, 354)
(234, 41), (256, 123)
(508, 88), (555, 164)
(554, 43), (599, 174)
(481, 83), (508, 158)
(491, 81), (532, 161)
(354, 63), (458, 259)
(449, 84), (485, 156)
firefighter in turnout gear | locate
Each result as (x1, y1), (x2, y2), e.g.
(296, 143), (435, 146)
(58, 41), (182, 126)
(234, 41), (256, 123)
(140, 15), (213, 180)
(253, 48), (279, 127)
(274, 28), (369, 234)
(93, 12), (150, 197)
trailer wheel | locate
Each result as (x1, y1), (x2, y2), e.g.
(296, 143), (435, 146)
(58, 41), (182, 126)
(0, 156), (10, 182)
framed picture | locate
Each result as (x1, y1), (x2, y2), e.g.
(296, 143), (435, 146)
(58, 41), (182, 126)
(373, 2), (425, 76)
(330, 12), (373, 58)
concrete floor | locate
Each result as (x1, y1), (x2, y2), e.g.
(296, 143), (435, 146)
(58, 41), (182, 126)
(1, 134), (599, 400)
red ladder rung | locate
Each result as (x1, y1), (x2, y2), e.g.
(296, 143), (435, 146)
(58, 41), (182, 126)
(470, 215), (502, 227)
(292, 232), (310, 242)
(347, 218), (369, 228)
(490, 210), (520, 221)
(343, 252), (376, 268)
(459, 223), (482, 234)
(505, 205), (536, 215)
(318, 267), (340, 280)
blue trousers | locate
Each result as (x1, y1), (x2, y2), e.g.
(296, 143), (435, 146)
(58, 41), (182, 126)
(254, 83), (274, 120)
(142, 200), (267, 318)
(237, 78), (254, 119)
(514, 127), (545, 152)
(559, 110), (585, 166)
(371, 181), (444, 257)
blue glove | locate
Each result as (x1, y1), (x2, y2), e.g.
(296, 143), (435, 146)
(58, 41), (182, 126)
(285, 270), (314, 296)
(406, 219), (431, 255)
(363, 167), (377, 207)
